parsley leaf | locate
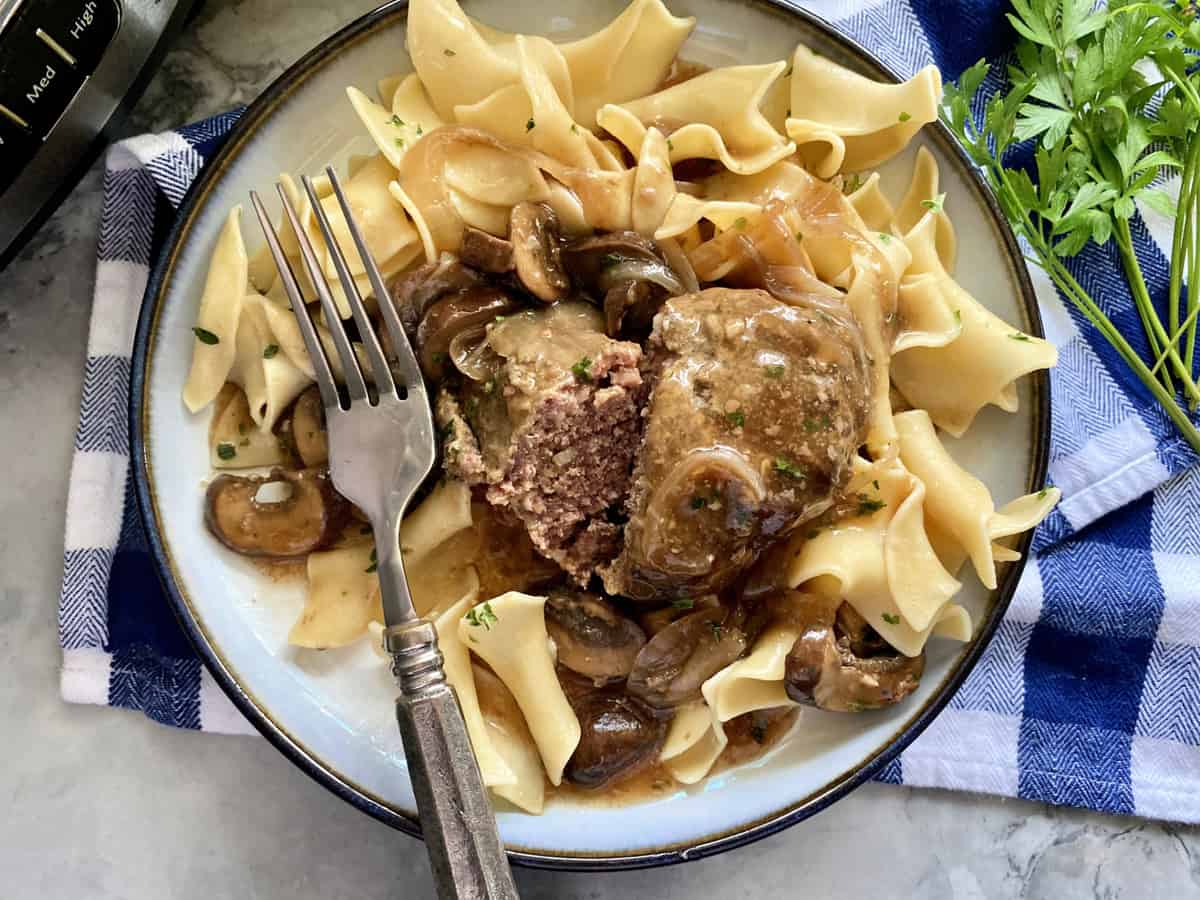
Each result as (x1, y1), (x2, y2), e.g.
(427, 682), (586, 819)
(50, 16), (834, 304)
(571, 356), (593, 382)
(671, 597), (695, 610)
(263, 344), (279, 359)
(774, 457), (806, 480)
(216, 443), (236, 460)
(881, 612), (901, 626)
(726, 410), (745, 428)
(764, 364), (785, 378)
(192, 327), (219, 345)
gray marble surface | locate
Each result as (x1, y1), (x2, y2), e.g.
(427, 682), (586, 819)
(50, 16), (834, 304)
(2, 1), (1199, 897)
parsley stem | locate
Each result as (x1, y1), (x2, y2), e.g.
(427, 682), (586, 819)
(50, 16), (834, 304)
(1151, 302), (1200, 378)
(1039, 250), (1200, 454)
(1171, 136), (1200, 379)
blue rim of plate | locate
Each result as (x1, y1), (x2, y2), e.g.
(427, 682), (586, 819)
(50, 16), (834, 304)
(130, 0), (1051, 872)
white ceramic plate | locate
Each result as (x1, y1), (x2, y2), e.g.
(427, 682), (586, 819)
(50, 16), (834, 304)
(131, 0), (1049, 869)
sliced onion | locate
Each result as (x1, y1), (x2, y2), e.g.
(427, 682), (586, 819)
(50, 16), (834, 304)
(656, 237), (700, 294)
(600, 259), (684, 296)
(449, 323), (502, 382)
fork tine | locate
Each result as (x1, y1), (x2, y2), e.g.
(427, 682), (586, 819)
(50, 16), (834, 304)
(289, 178), (370, 405)
(252, 189), (341, 411)
(312, 170), (399, 399)
(325, 167), (425, 396)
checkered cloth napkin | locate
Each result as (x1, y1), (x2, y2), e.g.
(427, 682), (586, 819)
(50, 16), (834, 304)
(59, 0), (1200, 822)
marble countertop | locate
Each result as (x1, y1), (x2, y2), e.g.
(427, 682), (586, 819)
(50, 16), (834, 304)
(2, 1), (1198, 896)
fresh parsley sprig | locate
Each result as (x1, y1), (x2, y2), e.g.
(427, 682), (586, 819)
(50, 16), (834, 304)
(941, 0), (1200, 453)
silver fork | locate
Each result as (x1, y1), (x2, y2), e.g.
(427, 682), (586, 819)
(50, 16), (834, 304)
(250, 170), (519, 900)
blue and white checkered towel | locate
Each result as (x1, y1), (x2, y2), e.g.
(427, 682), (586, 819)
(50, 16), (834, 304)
(59, 0), (1200, 822)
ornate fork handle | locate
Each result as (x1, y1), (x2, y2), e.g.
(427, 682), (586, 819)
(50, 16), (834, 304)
(387, 619), (519, 900)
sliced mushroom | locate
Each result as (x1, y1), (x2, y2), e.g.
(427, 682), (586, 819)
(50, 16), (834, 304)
(509, 201), (570, 302)
(627, 605), (748, 709)
(559, 669), (669, 789)
(415, 286), (520, 381)
(784, 595), (924, 711)
(389, 253), (482, 338)
(460, 226), (515, 274)
(291, 386), (328, 467)
(545, 591), (647, 685)
(561, 232), (685, 335)
(205, 468), (349, 558)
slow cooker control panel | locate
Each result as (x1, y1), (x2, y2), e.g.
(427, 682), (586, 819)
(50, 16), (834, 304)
(0, 0), (121, 191)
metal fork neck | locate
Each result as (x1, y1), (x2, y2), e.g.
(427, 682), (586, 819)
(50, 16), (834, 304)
(384, 621), (447, 698)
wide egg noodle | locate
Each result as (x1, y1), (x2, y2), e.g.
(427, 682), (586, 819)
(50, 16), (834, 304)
(228, 295), (312, 431)
(433, 594), (518, 791)
(654, 160), (811, 240)
(315, 153), (420, 288)
(895, 146), (956, 272)
(843, 250), (901, 459)
(845, 172), (895, 234)
(894, 409), (1060, 590)
(786, 455), (962, 657)
(455, 36), (623, 172)
(184, 206), (248, 413)
(347, 77), (446, 169)
(785, 44), (941, 177)
(890, 212), (1058, 436)
(458, 591), (581, 785)
(631, 126), (675, 237)
(474, 665), (546, 814)
(597, 62), (796, 176)
(290, 541), (379, 649)
(401, 477), (474, 564)
(660, 700), (726, 785)
(405, 0), (572, 119)
(702, 622), (800, 724)
(208, 385), (286, 469)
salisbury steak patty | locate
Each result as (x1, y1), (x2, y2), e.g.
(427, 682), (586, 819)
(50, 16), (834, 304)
(438, 302), (644, 583)
(601, 288), (870, 602)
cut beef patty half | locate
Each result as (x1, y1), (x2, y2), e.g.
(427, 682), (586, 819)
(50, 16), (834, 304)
(438, 302), (644, 584)
(601, 288), (870, 602)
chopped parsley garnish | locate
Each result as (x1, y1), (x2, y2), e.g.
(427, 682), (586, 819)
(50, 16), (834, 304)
(795, 231), (804, 243)
(1038, 488), (1049, 500)
(785, 107), (791, 117)
(764, 364), (786, 378)
(365, 548), (378, 574)
(774, 457), (806, 480)
(857, 493), (886, 516)
(726, 410), (745, 428)
(395, 137), (406, 148)
(465, 602), (499, 630)
(263, 344), (279, 359)
(898, 111), (912, 122)
(690, 495), (708, 510)
(842, 173), (863, 194)
(733, 216), (748, 230)
(600, 253), (622, 269)
(667, 138), (675, 152)
(1009, 332), (1031, 342)
(391, 115), (405, 126)
(803, 414), (832, 433)
(415, 124), (423, 136)
(525, 117), (536, 132)
(750, 723), (766, 744)
(216, 442), (236, 460)
(877, 232), (892, 244)
(570, 123), (578, 134)
(571, 356), (593, 382)
(881, 612), (901, 625)
(192, 327), (219, 345)
(443, 48), (456, 56)
(872, 480), (880, 490)
(921, 193), (946, 213)
(431, 351), (447, 363)
(954, 309), (962, 324)
(671, 597), (695, 611)
(708, 621), (724, 642)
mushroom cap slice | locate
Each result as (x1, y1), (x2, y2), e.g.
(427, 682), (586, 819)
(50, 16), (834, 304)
(290, 386), (329, 468)
(559, 670), (669, 789)
(627, 606), (748, 709)
(415, 286), (520, 381)
(460, 226), (515, 274)
(784, 598), (924, 711)
(389, 253), (482, 338)
(509, 201), (570, 303)
(545, 591), (647, 685)
(204, 468), (349, 558)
